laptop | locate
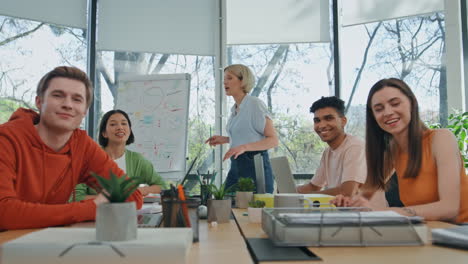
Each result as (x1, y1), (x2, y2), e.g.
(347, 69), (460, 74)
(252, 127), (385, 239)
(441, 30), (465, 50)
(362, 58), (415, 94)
(143, 157), (198, 203)
(180, 156), (198, 186)
(270, 156), (336, 207)
(138, 213), (163, 228)
(270, 156), (298, 193)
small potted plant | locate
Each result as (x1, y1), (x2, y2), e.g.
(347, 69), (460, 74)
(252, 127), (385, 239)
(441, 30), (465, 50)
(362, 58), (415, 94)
(247, 200), (266, 223)
(92, 171), (141, 241)
(235, 177), (255, 209)
(206, 182), (235, 223)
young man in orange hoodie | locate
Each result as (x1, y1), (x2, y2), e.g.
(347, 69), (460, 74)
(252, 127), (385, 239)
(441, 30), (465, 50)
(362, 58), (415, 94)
(0, 66), (143, 230)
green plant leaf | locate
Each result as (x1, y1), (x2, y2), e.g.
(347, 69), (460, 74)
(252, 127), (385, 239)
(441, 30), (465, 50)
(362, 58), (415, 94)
(210, 171), (217, 185)
(237, 177), (255, 192)
(91, 170), (139, 203)
(92, 173), (112, 193)
(248, 200), (265, 208)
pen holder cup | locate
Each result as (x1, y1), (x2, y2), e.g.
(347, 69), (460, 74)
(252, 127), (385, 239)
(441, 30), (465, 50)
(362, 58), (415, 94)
(162, 197), (200, 242)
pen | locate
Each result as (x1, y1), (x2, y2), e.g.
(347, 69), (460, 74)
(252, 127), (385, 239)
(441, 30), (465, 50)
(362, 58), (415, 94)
(178, 184), (191, 227)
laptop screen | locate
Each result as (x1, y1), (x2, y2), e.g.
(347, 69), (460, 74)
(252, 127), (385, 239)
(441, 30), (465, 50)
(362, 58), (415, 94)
(180, 157), (198, 186)
(270, 156), (297, 193)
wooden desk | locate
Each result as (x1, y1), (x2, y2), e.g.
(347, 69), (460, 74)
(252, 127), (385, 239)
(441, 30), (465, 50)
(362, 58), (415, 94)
(232, 209), (468, 264)
(188, 219), (252, 264)
(0, 220), (252, 264)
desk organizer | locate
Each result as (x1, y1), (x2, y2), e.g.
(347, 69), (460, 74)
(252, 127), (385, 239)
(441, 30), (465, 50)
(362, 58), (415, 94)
(262, 207), (427, 247)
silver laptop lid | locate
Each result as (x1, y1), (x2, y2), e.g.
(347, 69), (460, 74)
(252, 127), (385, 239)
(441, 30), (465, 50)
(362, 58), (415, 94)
(254, 154), (266, 194)
(270, 156), (297, 193)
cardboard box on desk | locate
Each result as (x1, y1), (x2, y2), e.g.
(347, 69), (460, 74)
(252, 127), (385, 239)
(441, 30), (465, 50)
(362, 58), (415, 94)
(1, 228), (192, 264)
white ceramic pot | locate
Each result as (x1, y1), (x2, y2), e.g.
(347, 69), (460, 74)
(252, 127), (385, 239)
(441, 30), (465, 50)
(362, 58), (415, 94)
(235, 191), (254, 209)
(247, 207), (263, 223)
(96, 202), (137, 241)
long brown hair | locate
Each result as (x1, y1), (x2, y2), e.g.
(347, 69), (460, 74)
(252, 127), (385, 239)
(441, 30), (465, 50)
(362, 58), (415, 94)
(365, 78), (427, 190)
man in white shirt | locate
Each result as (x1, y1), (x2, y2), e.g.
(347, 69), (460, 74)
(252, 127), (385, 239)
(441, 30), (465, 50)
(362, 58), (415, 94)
(297, 96), (366, 197)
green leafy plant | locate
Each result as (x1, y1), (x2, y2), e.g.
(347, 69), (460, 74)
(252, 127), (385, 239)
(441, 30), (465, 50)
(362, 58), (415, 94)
(248, 200), (266, 208)
(207, 182), (236, 200)
(91, 170), (141, 203)
(237, 177), (255, 192)
(428, 111), (468, 167)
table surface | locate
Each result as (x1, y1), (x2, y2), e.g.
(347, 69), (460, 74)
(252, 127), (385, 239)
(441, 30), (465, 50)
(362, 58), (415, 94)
(0, 219), (253, 264)
(2, 210), (468, 264)
(231, 209), (468, 264)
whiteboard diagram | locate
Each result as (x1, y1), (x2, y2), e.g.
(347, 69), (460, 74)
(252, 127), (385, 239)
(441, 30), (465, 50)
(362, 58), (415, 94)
(116, 74), (190, 177)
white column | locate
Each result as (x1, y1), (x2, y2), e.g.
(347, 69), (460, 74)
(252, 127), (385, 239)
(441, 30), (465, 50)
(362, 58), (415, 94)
(445, 0), (466, 112)
(214, 0), (228, 186)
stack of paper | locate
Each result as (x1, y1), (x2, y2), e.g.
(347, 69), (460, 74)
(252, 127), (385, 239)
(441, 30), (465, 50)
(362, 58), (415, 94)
(262, 208), (428, 247)
(278, 211), (424, 225)
(1, 228), (192, 264)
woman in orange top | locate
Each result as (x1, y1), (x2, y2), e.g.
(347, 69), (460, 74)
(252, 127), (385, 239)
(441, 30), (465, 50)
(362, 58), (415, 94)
(333, 78), (468, 223)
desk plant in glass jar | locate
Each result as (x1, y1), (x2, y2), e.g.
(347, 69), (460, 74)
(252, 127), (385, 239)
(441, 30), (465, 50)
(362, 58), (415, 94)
(92, 171), (140, 241)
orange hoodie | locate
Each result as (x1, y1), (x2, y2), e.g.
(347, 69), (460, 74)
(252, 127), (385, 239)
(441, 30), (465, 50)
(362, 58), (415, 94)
(0, 108), (143, 230)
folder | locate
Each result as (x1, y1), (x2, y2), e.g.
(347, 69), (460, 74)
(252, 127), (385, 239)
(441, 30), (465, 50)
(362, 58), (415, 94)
(432, 226), (468, 250)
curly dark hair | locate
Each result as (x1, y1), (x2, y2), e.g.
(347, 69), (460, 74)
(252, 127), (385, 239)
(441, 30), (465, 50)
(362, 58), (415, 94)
(98, 109), (135, 147)
(309, 96), (345, 116)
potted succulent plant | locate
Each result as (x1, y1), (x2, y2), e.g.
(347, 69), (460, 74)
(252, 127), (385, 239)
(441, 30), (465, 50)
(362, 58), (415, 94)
(206, 182), (235, 223)
(92, 171), (141, 241)
(235, 177), (255, 209)
(247, 200), (266, 223)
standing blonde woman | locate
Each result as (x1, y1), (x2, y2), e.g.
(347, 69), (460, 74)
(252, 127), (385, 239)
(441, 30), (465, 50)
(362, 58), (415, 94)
(206, 64), (279, 193)
(333, 78), (468, 223)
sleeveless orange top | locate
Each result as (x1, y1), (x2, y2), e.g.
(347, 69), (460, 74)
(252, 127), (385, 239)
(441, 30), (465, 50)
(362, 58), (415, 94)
(396, 130), (468, 223)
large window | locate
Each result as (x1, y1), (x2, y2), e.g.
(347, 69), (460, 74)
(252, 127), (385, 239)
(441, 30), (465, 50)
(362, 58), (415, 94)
(1, 1), (462, 185)
(0, 16), (86, 124)
(341, 12), (447, 138)
(95, 51), (216, 180)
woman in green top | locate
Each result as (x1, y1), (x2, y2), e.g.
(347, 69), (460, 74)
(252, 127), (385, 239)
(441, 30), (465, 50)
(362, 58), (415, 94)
(73, 109), (164, 201)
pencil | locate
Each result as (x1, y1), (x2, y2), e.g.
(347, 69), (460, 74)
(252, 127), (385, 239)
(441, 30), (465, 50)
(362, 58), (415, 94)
(178, 184), (191, 227)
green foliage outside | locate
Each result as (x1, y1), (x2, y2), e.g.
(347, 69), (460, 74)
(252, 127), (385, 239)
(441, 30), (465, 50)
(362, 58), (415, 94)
(91, 170), (141, 203)
(428, 111), (468, 168)
(237, 177), (255, 192)
(0, 99), (30, 124)
(272, 112), (327, 173)
(248, 200), (266, 208)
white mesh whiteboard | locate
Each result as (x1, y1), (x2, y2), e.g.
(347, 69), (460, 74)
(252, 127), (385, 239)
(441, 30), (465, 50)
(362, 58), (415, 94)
(116, 73), (190, 180)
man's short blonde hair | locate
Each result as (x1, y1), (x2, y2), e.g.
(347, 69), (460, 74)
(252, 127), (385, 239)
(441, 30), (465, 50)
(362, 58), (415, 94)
(224, 64), (255, 94)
